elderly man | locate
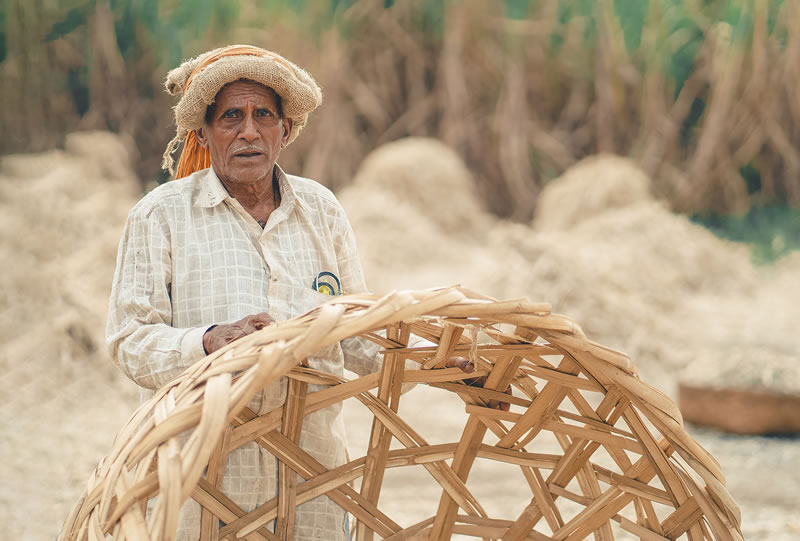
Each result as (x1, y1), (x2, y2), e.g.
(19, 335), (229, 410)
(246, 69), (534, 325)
(107, 45), (481, 540)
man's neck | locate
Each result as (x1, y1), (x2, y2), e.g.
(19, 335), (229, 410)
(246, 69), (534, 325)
(217, 167), (281, 224)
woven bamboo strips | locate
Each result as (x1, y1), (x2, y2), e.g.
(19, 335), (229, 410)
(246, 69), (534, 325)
(58, 287), (742, 540)
(357, 323), (407, 541)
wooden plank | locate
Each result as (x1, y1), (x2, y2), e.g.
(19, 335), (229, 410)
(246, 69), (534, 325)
(661, 499), (703, 539)
(275, 372), (308, 540)
(675, 468), (737, 541)
(350, 378), (488, 518)
(200, 424), (231, 541)
(476, 444), (560, 469)
(548, 391), (627, 489)
(434, 381), (531, 407)
(498, 356), (580, 450)
(428, 414), (488, 539)
(548, 483), (592, 506)
(553, 487), (622, 540)
(522, 467), (563, 533)
(429, 346), (525, 539)
(113, 472), (150, 541)
(229, 373), (381, 450)
(520, 364), (603, 392)
(422, 323), (464, 369)
(578, 460), (615, 541)
(554, 435), (676, 539)
(546, 420), (643, 454)
(154, 397), (182, 541)
(622, 409), (688, 506)
(382, 517), (435, 541)
(192, 478), (278, 541)
(502, 499), (543, 541)
(428, 298), (551, 317)
(592, 464), (673, 506)
(227, 411), (403, 539)
(357, 323), (408, 541)
(612, 514), (671, 541)
(562, 388), (665, 533)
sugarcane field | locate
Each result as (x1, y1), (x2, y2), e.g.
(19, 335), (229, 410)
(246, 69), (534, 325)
(1, 2), (799, 540)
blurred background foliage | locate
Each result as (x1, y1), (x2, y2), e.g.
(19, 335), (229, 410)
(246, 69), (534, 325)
(1, 0), (798, 260)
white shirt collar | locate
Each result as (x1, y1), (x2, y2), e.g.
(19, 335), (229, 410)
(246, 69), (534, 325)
(192, 164), (305, 213)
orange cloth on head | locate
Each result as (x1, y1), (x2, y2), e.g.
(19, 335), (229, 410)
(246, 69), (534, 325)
(174, 131), (212, 179)
(174, 45), (279, 179)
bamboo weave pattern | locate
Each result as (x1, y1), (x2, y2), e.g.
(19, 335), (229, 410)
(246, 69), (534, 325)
(59, 287), (743, 540)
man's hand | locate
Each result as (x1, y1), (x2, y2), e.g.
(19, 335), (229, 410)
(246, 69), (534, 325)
(203, 312), (276, 354)
(445, 356), (512, 412)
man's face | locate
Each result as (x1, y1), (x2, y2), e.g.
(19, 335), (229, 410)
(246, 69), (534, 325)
(196, 80), (292, 188)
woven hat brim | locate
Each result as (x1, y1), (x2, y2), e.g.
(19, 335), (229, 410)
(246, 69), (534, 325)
(173, 54), (322, 145)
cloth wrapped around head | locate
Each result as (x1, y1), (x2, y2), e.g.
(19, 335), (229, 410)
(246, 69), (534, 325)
(162, 45), (323, 179)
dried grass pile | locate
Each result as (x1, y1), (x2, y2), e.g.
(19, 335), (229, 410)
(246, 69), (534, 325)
(0, 131), (139, 357)
(59, 287), (743, 541)
(492, 199), (759, 383)
(344, 142), (800, 397)
(0, 132), (141, 537)
(532, 155), (652, 232)
(346, 138), (490, 234)
(338, 137), (498, 293)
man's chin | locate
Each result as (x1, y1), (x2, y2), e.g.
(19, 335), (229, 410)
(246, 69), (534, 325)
(226, 163), (273, 184)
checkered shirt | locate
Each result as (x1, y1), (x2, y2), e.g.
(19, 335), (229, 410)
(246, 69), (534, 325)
(107, 165), (381, 540)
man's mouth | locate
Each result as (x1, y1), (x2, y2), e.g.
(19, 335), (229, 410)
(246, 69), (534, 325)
(233, 150), (264, 158)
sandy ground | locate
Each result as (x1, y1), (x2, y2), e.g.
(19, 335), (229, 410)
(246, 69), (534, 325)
(1, 135), (798, 540)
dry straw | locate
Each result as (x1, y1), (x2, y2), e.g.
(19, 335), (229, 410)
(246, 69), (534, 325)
(58, 287), (742, 540)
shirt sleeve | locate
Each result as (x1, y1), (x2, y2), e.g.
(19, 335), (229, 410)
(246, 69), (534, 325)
(106, 203), (210, 390)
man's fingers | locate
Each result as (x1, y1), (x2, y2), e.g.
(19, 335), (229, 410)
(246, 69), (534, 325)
(445, 356), (475, 374)
(204, 312), (275, 355)
(203, 323), (245, 354)
(252, 312), (275, 330)
(250, 319), (267, 331)
(243, 312), (275, 333)
(253, 312), (276, 324)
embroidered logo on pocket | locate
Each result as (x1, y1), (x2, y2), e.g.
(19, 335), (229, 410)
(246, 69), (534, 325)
(312, 271), (341, 296)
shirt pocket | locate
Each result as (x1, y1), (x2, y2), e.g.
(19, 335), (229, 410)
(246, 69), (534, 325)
(299, 286), (335, 315)
(299, 286), (343, 365)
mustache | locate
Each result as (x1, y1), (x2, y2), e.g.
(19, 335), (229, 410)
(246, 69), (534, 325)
(232, 145), (265, 154)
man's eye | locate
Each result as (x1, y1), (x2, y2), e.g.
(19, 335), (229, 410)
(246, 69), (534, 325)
(257, 109), (274, 117)
(222, 110), (239, 119)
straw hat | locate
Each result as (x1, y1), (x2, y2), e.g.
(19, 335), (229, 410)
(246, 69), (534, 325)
(161, 45), (323, 175)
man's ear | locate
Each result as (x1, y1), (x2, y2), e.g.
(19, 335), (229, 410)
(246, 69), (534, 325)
(280, 117), (293, 148)
(195, 127), (208, 149)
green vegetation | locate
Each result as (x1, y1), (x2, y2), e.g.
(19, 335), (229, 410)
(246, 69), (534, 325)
(692, 205), (800, 264)
(1, 0), (799, 241)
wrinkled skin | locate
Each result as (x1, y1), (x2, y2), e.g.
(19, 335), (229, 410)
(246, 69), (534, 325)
(195, 79), (292, 223)
(203, 313), (276, 355)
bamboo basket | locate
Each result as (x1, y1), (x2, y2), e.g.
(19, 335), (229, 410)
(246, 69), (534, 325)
(58, 287), (743, 540)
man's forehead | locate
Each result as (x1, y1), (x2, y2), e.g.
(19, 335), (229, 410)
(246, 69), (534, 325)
(214, 79), (280, 106)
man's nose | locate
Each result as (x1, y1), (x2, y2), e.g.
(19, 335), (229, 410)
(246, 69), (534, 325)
(239, 114), (260, 142)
